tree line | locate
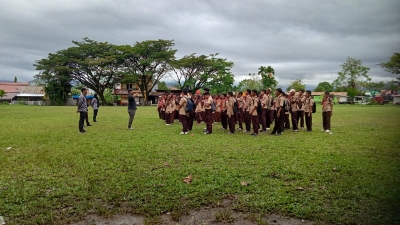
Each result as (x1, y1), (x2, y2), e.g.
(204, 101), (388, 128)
(34, 38), (399, 105)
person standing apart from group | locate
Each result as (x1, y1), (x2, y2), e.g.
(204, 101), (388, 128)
(91, 93), (99, 123)
(322, 91), (333, 134)
(127, 88), (139, 130)
(77, 88), (88, 133)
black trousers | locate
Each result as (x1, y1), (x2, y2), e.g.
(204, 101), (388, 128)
(305, 112), (312, 131)
(180, 114), (189, 132)
(261, 109), (267, 131)
(188, 111), (195, 131)
(221, 111), (228, 129)
(79, 112), (86, 131)
(272, 110), (284, 134)
(85, 110), (90, 125)
(205, 109), (213, 133)
(251, 115), (259, 134)
(93, 109), (98, 122)
(291, 111), (298, 130)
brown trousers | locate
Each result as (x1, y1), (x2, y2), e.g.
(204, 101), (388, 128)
(261, 109), (268, 131)
(161, 110), (165, 120)
(251, 115), (259, 134)
(205, 109), (213, 133)
(305, 112), (312, 131)
(284, 113), (289, 130)
(221, 111), (228, 129)
(297, 111), (305, 128)
(196, 112), (202, 124)
(322, 112), (331, 130)
(214, 111), (221, 122)
(179, 114), (188, 132)
(245, 111), (251, 131)
(165, 113), (171, 124)
(269, 110), (275, 128)
(228, 115), (235, 133)
(236, 110), (243, 129)
(291, 111), (298, 130)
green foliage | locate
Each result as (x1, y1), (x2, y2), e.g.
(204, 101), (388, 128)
(379, 52), (400, 74)
(258, 65), (278, 90)
(286, 79), (306, 92)
(347, 88), (358, 104)
(119, 39), (177, 105)
(13, 76), (17, 83)
(333, 57), (370, 92)
(170, 53), (234, 94)
(237, 73), (263, 91)
(44, 78), (71, 105)
(157, 81), (168, 91)
(0, 105), (399, 225)
(0, 89), (6, 101)
(314, 81), (334, 92)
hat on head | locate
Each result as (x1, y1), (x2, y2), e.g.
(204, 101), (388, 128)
(127, 88), (133, 93)
(289, 89), (296, 93)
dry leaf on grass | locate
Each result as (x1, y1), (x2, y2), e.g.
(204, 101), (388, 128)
(240, 181), (249, 186)
(182, 174), (193, 184)
(164, 163), (170, 167)
(320, 186), (326, 190)
(295, 187), (305, 191)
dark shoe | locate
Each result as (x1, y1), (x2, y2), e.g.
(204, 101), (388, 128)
(270, 132), (276, 135)
(260, 130), (266, 133)
(274, 133), (281, 136)
(250, 133), (258, 136)
(79, 130), (86, 134)
(86, 124), (93, 126)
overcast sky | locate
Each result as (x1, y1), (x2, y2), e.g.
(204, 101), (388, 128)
(0, 0), (399, 88)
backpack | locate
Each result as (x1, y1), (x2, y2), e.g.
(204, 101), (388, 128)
(255, 98), (262, 115)
(185, 97), (194, 112)
(233, 100), (239, 114)
(283, 99), (290, 112)
(312, 101), (316, 113)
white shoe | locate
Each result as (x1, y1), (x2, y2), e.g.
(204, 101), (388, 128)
(166, 124), (170, 126)
(266, 128), (270, 130)
(294, 130), (298, 132)
(128, 127), (133, 130)
(180, 132), (188, 135)
(321, 129), (325, 131)
(329, 132), (333, 135)
(326, 130), (330, 133)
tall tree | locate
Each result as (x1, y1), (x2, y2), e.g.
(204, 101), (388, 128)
(314, 81), (334, 92)
(0, 89), (6, 102)
(13, 76), (17, 83)
(287, 79), (306, 92)
(333, 57), (370, 90)
(119, 39), (176, 105)
(333, 57), (370, 103)
(379, 53), (400, 74)
(170, 53), (234, 94)
(206, 71), (235, 94)
(258, 66), (278, 90)
(35, 38), (124, 105)
(237, 73), (263, 91)
(157, 81), (169, 90)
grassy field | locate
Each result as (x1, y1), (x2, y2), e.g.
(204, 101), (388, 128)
(0, 105), (400, 225)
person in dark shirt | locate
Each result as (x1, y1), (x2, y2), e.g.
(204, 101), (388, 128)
(127, 88), (139, 130)
(77, 88), (88, 133)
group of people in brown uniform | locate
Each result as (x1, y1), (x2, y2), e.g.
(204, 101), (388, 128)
(157, 88), (334, 136)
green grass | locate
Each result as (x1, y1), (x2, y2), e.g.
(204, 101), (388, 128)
(0, 105), (400, 225)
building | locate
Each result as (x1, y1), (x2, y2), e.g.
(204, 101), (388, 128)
(310, 92), (347, 103)
(114, 79), (167, 106)
(0, 82), (29, 102)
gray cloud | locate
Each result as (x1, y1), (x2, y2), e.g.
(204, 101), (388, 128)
(0, 0), (399, 88)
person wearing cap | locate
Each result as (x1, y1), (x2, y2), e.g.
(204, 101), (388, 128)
(226, 91), (236, 134)
(127, 88), (139, 130)
(243, 89), (252, 132)
(249, 89), (259, 136)
(297, 89), (306, 129)
(203, 92), (213, 134)
(77, 88), (88, 133)
(271, 88), (284, 136)
(178, 89), (189, 134)
(289, 89), (299, 132)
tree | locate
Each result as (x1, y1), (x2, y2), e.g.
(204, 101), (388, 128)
(237, 73), (263, 91)
(347, 88), (358, 103)
(0, 89), (6, 102)
(169, 53), (234, 94)
(119, 39), (177, 105)
(206, 71), (235, 94)
(333, 57), (370, 103)
(379, 53), (400, 74)
(258, 66), (278, 90)
(314, 81), (334, 92)
(287, 79), (306, 92)
(14, 76), (17, 83)
(35, 38), (124, 105)
(157, 81), (169, 91)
